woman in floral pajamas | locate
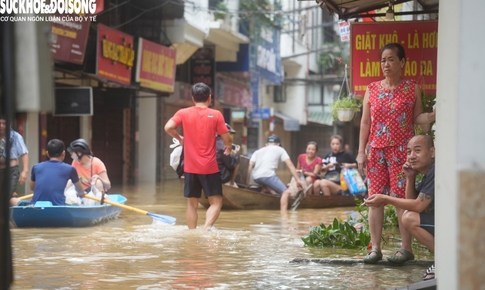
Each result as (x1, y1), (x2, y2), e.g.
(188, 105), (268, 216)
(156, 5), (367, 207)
(357, 43), (436, 264)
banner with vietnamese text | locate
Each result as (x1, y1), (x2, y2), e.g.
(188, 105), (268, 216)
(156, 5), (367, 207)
(135, 38), (177, 93)
(97, 24), (134, 86)
(350, 21), (438, 96)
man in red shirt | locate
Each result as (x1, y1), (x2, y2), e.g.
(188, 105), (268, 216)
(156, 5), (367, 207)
(164, 83), (232, 230)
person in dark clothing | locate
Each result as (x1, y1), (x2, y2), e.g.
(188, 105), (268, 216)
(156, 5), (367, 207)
(365, 135), (435, 281)
(313, 135), (357, 195)
(216, 124), (240, 187)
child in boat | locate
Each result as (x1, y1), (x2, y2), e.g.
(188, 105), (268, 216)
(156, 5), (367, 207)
(26, 139), (84, 206)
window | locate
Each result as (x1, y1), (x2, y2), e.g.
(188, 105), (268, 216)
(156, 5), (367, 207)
(274, 85), (286, 103)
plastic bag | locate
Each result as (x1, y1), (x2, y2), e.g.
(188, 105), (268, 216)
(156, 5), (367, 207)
(169, 138), (182, 171)
(288, 172), (307, 198)
(342, 168), (367, 195)
(82, 183), (106, 206)
(64, 185), (80, 205)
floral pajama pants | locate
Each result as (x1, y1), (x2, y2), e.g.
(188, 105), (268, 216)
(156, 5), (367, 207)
(367, 146), (407, 198)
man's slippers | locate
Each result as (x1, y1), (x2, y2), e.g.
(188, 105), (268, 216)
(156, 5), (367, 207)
(423, 264), (435, 281)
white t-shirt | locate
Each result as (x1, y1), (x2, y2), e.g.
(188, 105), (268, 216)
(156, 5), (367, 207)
(250, 145), (290, 179)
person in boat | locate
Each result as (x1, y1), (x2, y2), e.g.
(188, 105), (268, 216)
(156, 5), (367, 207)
(67, 138), (111, 196)
(288, 141), (322, 198)
(1, 115), (29, 204)
(247, 134), (305, 211)
(313, 135), (357, 196)
(25, 139), (84, 206)
(216, 123), (240, 188)
(164, 82), (232, 230)
(365, 135), (435, 281)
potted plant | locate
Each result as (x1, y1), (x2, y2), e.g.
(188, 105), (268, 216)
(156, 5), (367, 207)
(330, 94), (362, 122)
(214, 2), (229, 21)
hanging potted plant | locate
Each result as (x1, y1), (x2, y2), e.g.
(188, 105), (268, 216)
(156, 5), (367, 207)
(330, 64), (362, 122)
(330, 94), (362, 122)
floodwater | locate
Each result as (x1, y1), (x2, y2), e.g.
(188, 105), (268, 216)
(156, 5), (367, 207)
(11, 180), (432, 289)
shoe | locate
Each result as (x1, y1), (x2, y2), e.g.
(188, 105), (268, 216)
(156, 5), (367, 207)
(387, 249), (415, 265)
(363, 249), (382, 264)
(423, 264), (435, 280)
(224, 182), (238, 188)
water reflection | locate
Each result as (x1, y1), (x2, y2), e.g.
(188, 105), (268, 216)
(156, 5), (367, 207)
(11, 180), (430, 289)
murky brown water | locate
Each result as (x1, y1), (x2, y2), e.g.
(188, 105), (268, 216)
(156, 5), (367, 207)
(11, 180), (432, 289)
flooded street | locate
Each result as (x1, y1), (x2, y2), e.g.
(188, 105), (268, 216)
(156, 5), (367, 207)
(11, 180), (431, 289)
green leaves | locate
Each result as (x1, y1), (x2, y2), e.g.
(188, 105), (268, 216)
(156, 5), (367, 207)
(329, 96), (362, 120)
(301, 218), (371, 250)
(214, 2), (229, 20)
(302, 198), (399, 250)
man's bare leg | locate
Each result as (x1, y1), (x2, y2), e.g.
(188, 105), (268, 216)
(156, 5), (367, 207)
(402, 211), (434, 251)
(203, 195), (223, 230)
(229, 164), (240, 186)
(280, 190), (290, 211)
(396, 207), (413, 254)
(186, 198), (199, 229)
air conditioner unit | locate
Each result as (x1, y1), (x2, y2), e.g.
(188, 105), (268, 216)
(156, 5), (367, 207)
(54, 87), (93, 116)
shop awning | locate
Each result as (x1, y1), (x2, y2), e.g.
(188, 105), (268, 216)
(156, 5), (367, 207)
(317, 0), (439, 20)
(275, 112), (300, 131)
(308, 111), (333, 126)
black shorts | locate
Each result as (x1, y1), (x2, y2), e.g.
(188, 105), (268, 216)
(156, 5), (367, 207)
(184, 172), (223, 198)
(9, 165), (20, 197)
(419, 212), (435, 236)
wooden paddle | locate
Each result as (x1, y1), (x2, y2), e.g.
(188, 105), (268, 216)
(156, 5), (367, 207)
(82, 194), (177, 225)
(18, 193), (33, 200)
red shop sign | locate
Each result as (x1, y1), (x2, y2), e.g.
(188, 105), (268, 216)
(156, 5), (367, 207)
(135, 38), (177, 93)
(96, 24), (135, 86)
(51, 18), (90, 64)
(216, 76), (252, 110)
(350, 21), (438, 97)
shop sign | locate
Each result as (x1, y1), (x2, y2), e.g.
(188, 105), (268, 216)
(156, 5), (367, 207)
(190, 47), (215, 89)
(51, 18), (90, 64)
(96, 24), (135, 86)
(251, 23), (282, 85)
(339, 21), (350, 42)
(251, 73), (259, 108)
(216, 76), (252, 110)
(351, 21), (438, 96)
(135, 38), (177, 92)
(251, 108), (270, 120)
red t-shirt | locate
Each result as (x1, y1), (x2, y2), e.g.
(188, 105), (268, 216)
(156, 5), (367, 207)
(171, 106), (228, 174)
